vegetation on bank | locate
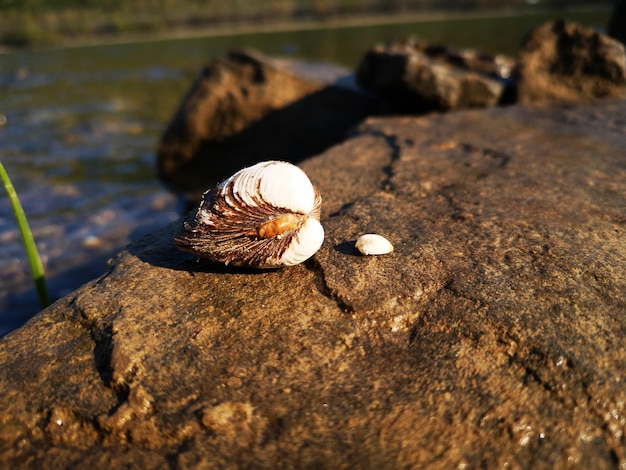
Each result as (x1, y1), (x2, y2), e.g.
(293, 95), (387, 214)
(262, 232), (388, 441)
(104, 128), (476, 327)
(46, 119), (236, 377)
(0, 0), (611, 48)
(0, 161), (50, 309)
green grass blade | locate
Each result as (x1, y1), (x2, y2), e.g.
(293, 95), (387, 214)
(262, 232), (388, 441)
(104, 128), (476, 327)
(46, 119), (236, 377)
(0, 161), (51, 309)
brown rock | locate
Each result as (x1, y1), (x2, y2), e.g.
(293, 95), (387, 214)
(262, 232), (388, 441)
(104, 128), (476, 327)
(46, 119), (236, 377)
(517, 20), (626, 103)
(157, 49), (376, 199)
(356, 39), (515, 113)
(1, 99), (625, 468)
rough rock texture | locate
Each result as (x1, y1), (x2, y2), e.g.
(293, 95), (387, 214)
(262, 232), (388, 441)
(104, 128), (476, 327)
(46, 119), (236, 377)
(517, 20), (626, 103)
(157, 49), (376, 199)
(1, 99), (625, 468)
(356, 39), (516, 113)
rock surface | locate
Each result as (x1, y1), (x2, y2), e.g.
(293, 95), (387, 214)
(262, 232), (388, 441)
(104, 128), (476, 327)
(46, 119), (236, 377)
(157, 49), (376, 199)
(517, 20), (626, 103)
(356, 39), (516, 113)
(1, 99), (625, 468)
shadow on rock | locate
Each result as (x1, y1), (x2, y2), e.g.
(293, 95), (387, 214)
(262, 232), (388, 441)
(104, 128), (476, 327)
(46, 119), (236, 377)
(157, 50), (377, 201)
(127, 220), (282, 276)
(159, 85), (377, 201)
(334, 240), (360, 256)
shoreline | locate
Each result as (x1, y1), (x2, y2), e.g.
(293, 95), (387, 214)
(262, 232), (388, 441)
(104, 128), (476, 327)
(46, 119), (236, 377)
(0, 5), (612, 54)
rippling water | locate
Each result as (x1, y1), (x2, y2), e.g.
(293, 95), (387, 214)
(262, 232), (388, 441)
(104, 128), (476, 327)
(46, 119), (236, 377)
(0, 8), (611, 336)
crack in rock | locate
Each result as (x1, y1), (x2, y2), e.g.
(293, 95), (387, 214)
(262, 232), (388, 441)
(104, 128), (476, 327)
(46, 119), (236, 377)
(304, 257), (355, 313)
(68, 293), (151, 435)
(68, 295), (117, 390)
(365, 129), (402, 192)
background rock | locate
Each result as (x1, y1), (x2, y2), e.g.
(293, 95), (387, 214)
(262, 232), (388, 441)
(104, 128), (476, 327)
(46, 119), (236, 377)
(517, 20), (626, 103)
(157, 23), (623, 200)
(1, 99), (625, 468)
(356, 39), (515, 113)
(157, 49), (376, 200)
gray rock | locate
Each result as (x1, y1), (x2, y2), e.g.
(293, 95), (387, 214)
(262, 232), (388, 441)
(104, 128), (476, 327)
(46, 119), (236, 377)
(157, 49), (376, 200)
(1, 99), (625, 468)
(517, 20), (626, 103)
(356, 39), (515, 113)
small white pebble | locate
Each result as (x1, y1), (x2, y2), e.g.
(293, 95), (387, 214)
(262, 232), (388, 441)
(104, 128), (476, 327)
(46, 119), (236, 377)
(355, 234), (394, 256)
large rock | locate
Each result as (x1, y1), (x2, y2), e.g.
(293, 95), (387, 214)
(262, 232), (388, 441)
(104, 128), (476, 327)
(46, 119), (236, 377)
(157, 49), (376, 199)
(356, 39), (516, 113)
(517, 20), (626, 103)
(1, 99), (625, 468)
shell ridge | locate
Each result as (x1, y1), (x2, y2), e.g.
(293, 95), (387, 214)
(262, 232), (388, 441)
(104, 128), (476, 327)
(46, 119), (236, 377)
(279, 218), (324, 266)
(214, 182), (276, 232)
(249, 234), (295, 266)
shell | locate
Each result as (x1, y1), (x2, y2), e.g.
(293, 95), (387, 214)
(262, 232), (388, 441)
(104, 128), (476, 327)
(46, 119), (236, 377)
(355, 234), (394, 256)
(174, 161), (324, 268)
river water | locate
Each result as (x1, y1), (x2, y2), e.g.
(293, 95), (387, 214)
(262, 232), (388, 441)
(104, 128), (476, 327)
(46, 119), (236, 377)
(0, 8), (611, 336)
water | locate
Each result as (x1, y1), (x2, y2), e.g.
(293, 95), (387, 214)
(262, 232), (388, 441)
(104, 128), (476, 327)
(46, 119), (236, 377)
(0, 8), (612, 336)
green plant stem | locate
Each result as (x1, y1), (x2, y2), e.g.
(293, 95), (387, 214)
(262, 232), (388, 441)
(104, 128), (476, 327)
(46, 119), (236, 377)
(0, 161), (50, 309)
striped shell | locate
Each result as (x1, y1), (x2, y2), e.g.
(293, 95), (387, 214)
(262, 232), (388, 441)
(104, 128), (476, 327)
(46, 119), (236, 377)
(174, 161), (324, 268)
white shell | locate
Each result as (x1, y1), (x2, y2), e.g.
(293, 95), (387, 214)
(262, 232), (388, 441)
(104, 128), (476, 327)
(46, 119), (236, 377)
(175, 161), (324, 268)
(355, 234), (394, 256)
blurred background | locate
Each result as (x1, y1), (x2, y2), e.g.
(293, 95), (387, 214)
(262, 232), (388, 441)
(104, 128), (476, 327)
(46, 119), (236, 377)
(0, 0), (615, 336)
